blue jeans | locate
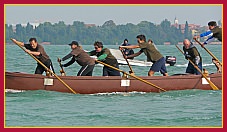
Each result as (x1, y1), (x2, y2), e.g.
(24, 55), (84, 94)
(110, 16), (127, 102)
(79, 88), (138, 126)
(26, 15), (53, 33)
(186, 62), (202, 75)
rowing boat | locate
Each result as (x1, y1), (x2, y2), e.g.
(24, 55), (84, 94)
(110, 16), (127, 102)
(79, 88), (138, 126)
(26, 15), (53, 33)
(5, 72), (222, 94)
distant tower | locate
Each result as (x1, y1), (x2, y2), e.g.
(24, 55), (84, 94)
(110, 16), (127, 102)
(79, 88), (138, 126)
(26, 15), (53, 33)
(174, 17), (178, 25)
(173, 17), (179, 28)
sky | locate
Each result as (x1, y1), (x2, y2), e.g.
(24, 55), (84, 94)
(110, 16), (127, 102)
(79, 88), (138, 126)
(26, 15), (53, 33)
(5, 5), (222, 26)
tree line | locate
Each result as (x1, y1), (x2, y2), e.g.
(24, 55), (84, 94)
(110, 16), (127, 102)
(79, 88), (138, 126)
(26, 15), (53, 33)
(5, 19), (193, 45)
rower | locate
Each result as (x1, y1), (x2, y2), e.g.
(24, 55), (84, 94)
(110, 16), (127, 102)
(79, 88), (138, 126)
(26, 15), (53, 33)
(88, 41), (121, 76)
(11, 38), (55, 75)
(120, 34), (168, 76)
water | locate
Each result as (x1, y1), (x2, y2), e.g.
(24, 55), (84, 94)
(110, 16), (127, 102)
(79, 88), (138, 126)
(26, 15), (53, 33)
(5, 44), (222, 127)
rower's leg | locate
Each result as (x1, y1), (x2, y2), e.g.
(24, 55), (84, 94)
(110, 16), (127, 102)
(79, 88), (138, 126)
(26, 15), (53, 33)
(148, 70), (155, 76)
(212, 58), (222, 73)
(162, 73), (168, 76)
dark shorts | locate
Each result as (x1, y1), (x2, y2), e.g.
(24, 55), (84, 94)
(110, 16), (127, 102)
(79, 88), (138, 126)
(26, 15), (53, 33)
(150, 57), (167, 74)
(103, 64), (121, 76)
(35, 59), (54, 74)
(186, 62), (202, 75)
(77, 64), (95, 76)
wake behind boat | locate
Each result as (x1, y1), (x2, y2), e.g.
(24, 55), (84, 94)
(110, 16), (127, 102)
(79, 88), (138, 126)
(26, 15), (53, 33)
(5, 72), (222, 94)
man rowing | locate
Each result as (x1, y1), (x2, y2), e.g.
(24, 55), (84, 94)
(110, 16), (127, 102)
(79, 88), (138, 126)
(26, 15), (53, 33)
(120, 34), (168, 76)
(11, 38), (55, 75)
(193, 21), (222, 73)
(59, 41), (95, 76)
(88, 41), (120, 76)
(183, 39), (202, 75)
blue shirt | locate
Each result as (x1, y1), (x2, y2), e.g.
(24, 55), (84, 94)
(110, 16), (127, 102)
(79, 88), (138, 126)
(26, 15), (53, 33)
(200, 30), (214, 44)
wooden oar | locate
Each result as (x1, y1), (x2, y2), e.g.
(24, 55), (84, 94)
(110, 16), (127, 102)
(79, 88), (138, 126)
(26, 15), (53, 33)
(57, 58), (66, 76)
(120, 49), (134, 74)
(11, 38), (76, 94)
(175, 44), (219, 90)
(95, 60), (166, 92)
(194, 38), (222, 66)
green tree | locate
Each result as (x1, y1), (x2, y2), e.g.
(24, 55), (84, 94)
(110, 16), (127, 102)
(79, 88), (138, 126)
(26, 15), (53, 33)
(184, 21), (189, 39)
(15, 24), (26, 41)
(5, 24), (15, 43)
(5, 19), (193, 45)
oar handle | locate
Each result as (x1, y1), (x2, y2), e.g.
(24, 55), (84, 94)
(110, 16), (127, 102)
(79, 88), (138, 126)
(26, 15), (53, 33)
(175, 44), (219, 90)
(194, 38), (222, 66)
(120, 49), (134, 74)
(11, 38), (76, 94)
(95, 60), (166, 92)
(57, 58), (66, 75)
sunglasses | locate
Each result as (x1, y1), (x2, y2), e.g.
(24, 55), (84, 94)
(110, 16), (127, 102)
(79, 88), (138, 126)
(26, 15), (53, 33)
(94, 46), (100, 49)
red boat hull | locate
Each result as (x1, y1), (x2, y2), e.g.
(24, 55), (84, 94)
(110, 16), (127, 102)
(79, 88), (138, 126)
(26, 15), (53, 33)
(5, 72), (222, 94)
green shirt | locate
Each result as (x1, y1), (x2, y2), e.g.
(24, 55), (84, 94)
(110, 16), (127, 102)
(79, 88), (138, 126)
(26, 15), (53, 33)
(88, 48), (118, 66)
(211, 26), (222, 41)
(139, 42), (163, 62)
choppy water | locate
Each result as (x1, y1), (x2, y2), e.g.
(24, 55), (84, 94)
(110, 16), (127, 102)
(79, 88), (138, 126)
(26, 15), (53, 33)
(5, 44), (223, 127)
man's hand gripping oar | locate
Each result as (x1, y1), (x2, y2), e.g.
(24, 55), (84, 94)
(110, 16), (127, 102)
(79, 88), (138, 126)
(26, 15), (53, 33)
(58, 58), (66, 76)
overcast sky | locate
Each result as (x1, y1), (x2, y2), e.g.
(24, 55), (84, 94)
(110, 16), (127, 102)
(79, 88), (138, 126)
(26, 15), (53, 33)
(5, 5), (222, 26)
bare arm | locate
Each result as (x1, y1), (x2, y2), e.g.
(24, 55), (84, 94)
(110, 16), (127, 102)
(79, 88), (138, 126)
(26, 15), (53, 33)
(126, 51), (142, 59)
(193, 35), (200, 39)
(11, 38), (41, 56)
(25, 50), (41, 56)
(11, 38), (24, 47)
(119, 45), (140, 49)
